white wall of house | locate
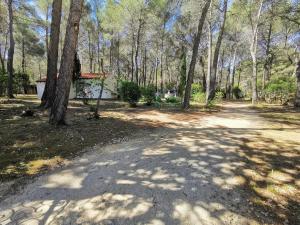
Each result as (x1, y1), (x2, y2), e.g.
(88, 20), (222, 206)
(36, 78), (116, 100)
(75, 79), (114, 99)
(36, 82), (45, 99)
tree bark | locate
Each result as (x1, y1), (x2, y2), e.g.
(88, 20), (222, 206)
(294, 60), (300, 107)
(6, 0), (14, 98)
(207, 0), (228, 101)
(135, 18), (143, 84)
(250, 0), (263, 105)
(21, 37), (25, 73)
(199, 56), (206, 92)
(41, 0), (62, 108)
(229, 46), (237, 98)
(262, 22), (272, 89)
(49, 0), (83, 125)
(0, 44), (5, 73)
(183, 0), (211, 109)
(206, 11), (212, 104)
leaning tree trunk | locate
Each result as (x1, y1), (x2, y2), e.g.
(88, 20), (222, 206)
(6, 0), (14, 98)
(183, 0), (212, 109)
(207, 0), (228, 101)
(49, 0), (83, 125)
(41, 0), (62, 108)
(294, 60), (300, 107)
(250, 0), (263, 105)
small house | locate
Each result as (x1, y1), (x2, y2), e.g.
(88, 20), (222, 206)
(36, 73), (117, 100)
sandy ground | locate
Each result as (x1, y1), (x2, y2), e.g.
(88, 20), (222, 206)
(0, 102), (299, 225)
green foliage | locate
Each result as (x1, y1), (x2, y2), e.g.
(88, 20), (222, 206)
(232, 86), (243, 99)
(120, 81), (141, 107)
(191, 83), (203, 95)
(264, 76), (296, 104)
(192, 92), (206, 103)
(165, 96), (180, 103)
(141, 84), (156, 105)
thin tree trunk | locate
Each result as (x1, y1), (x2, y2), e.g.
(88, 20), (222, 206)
(250, 0), (263, 105)
(155, 58), (158, 92)
(95, 58), (105, 117)
(199, 56), (206, 92)
(207, 0), (228, 101)
(160, 20), (166, 94)
(135, 18), (142, 84)
(294, 59), (300, 107)
(88, 32), (93, 73)
(45, 3), (50, 55)
(41, 0), (62, 108)
(0, 44), (5, 73)
(262, 22), (272, 89)
(206, 11), (212, 104)
(6, 0), (14, 98)
(183, 0), (211, 109)
(218, 50), (225, 87)
(229, 46), (237, 98)
(144, 47), (147, 87)
(21, 37), (25, 73)
(131, 32), (135, 82)
(49, 0), (83, 125)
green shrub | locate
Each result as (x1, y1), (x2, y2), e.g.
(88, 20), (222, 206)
(192, 92), (206, 103)
(264, 76), (296, 104)
(191, 83), (203, 95)
(141, 84), (156, 106)
(120, 81), (141, 107)
(165, 96), (180, 103)
(232, 86), (243, 99)
(155, 96), (162, 103)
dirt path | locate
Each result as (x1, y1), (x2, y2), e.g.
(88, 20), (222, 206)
(0, 102), (299, 225)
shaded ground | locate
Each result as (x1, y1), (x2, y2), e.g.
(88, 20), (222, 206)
(0, 96), (156, 183)
(0, 99), (299, 224)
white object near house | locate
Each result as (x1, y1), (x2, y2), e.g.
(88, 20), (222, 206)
(36, 73), (117, 100)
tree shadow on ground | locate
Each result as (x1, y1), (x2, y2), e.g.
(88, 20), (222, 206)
(0, 118), (299, 224)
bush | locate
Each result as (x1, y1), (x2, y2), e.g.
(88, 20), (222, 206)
(120, 81), (141, 107)
(232, 86), (243, 99)
(141, 84), (156, 105)
(264, 77), (296, 104)
(191, 83), (203, 95)
(192, 92), (206, 103)
(165, 96), (180, 103)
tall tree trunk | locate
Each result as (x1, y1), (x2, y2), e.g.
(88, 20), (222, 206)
(206, 11), (212, 104)
(49, 0), (83, 125)
(250, 0), (263, 105)
(6, 0), (14, 98)
(183, 0), (211, 109)
(155, 58), (158, 92)
(41, 0), (62, 108)
(229, 46), (237, 99)
(21, 37), (25, 73)
(0, 44), (5, 73)
(135, 18), (142, 84)
(262, 22), (272, 89)
(45, 3), (50, 56)
(218, 50), (225, 88)
(160, 20), (166, 94)
(131, 32), (135, 82)
(144, 47), (147, 87)
(207, 0), (228, 101)
(199, 56), (206, 92)
(88, 32), (93, 73)
(294, 60), (300, 107)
